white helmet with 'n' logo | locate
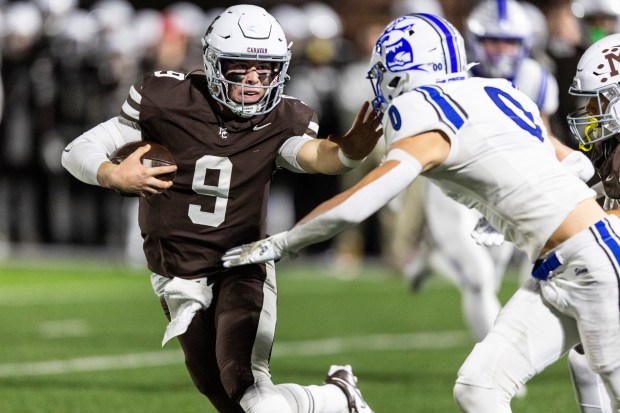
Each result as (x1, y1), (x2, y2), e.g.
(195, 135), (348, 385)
(567, 33), (620, 147)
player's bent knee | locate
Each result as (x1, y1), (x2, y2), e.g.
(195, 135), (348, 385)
(453, 383), (501, 413)
(219, 361), (255, 402)
(240, 383), (292, 413)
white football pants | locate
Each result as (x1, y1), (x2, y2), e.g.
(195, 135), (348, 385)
(454, 216), (620, 412)
(240, 380), (348, 413)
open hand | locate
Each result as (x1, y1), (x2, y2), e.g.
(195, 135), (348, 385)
(328, 101), (382, 160)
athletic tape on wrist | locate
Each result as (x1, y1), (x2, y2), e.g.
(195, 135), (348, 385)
(337, 148), (365, 168)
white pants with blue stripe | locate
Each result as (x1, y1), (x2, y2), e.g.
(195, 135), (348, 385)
(454, 215), (620, 412)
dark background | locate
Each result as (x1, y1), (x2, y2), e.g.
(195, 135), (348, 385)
(75, 0), (474, 41)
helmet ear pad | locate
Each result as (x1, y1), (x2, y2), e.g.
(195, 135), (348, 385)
(383, 72), (413, 103)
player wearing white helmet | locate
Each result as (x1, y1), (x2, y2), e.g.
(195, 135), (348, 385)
(407, 0), (563, 345)
(62, 5), (381, 413)
(467, 0), (531, 77)
(201, 6), (291, 117)
(467, 2), (612, 411)
(222, 13), (620, 412)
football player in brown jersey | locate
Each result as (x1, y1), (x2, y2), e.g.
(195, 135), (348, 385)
(61, 5), (380, 413)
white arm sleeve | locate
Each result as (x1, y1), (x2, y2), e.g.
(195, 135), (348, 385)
(275, 135), (313, 173)
(560, 151), (595, 183)
(283, 148), (422, 252)
(61, 117), (142, 186)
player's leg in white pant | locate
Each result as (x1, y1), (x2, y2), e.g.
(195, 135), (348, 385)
(276, 382), (346, 413)
(240, 365), (373, 413)
(539, 219), (620, 412)
(569, 347), (613, 413)
(240, 381), (292, 413)
(454, 278), (581, 412)
(424, 183), (501, 341)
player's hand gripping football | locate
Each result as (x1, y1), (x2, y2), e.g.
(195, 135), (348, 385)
(99, 144), (177, 197)
(327, 101), (382, 160)
(222, 232), (296, 268)
(471, 217), (505, 247)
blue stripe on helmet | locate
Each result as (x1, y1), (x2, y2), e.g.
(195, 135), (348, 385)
(416, 13), (459, 74)
(498, 0), (508, 23)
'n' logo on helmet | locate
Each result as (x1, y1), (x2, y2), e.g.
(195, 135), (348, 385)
(603, 46), (620, 82)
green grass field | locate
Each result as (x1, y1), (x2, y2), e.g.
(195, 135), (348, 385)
(0, 259), (579, 412)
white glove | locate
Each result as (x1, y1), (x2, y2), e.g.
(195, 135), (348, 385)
(471, 217), (505, 247)
(222, 232), (296, 268)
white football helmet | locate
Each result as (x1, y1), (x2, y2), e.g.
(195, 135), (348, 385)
(202, 5), (291, 117)
(567, 33), (620, 147)
(367, 13), (469, 115)
(466, 0), (533, 79)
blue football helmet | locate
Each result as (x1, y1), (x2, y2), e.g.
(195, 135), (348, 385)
(367, 13), (470, 116)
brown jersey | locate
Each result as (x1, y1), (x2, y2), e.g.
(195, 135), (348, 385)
(590, 138), (620, 199)
(120, 70), (318, 279)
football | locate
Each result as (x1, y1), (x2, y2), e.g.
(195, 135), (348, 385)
(109, 141), (176, 182)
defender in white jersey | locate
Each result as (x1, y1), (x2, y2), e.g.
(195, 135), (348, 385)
(221, 14), (620, 412)
(412, 0), (565, 344)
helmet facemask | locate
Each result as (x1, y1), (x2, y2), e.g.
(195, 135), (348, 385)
(567, 83), (620, 149)
(202, 40), (290, 118)
(367, 61), (411, 118)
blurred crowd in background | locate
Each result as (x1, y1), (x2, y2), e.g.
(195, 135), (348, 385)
(0, 0), (618, 269)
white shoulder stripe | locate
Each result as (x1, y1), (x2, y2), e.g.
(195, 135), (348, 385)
(121, 101), (140, 122)
(308, 121), (319, 134)
(129, 85), (142, 104)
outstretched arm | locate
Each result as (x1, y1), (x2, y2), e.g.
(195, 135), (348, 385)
(222, 131), (451, 267)
(296, 101), (382, 174)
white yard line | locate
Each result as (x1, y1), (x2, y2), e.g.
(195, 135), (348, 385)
(0, 330), (469, 378)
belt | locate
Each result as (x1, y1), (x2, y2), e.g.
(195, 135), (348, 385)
(531, 252), (562, 280)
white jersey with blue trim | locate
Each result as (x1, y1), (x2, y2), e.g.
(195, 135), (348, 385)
(514, 57), (559, 115)
(383, 76), (596, 259)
